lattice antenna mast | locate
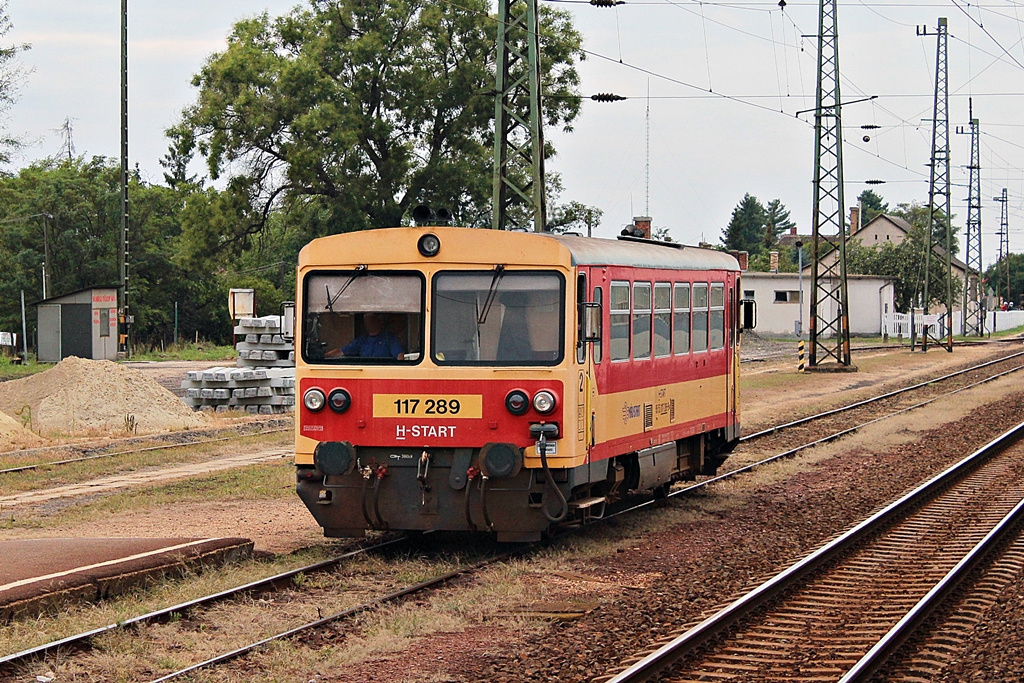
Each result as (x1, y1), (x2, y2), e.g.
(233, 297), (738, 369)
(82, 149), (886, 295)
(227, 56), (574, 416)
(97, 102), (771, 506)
(644, 81), (650, 216)
(917, 17), (954, 352)
(956, 98), (983, 336)
(994, 188), (1009, 305)
(492, 0), (546, 232)
(120, 0), (131, 355)
(807, 0), (853, 368)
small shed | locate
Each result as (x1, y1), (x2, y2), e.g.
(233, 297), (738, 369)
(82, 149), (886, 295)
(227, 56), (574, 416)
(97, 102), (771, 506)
(35, 286), (120, 362)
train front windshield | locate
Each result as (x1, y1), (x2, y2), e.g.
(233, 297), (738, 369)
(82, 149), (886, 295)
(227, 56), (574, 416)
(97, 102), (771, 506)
(302, 272), (424, 363)
(431, 271), (564, 365)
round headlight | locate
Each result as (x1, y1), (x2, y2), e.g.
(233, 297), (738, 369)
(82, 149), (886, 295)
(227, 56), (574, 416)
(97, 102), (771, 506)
(303, 388), (326, 412)
(327, 388), (351, 414)
(418, 233), (441, 257)
(505, 389), (529, 415)
(532, 390), (556, 414)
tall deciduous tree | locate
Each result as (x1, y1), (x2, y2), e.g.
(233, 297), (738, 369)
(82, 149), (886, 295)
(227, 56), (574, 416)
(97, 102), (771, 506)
(167, 0), (584, 266)
(0, 2), (28, 163)
(721, 193), (766, 255)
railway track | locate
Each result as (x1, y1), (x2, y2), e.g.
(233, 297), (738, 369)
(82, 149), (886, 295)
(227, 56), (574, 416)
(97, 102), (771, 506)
(602, 421), (1024, 683)
(4, 349), (1024, 680)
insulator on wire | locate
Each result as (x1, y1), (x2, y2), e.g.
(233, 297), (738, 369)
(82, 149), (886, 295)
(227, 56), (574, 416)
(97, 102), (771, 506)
(865, 179), (885, 185)
(590, 0), (625, 6)
(590, 93), (626, 102)
(861, 124), (881, 130)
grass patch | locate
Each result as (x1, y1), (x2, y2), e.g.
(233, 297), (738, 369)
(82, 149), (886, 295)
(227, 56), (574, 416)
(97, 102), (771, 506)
(127, 341), (237, 362)
(0, 355), (45, 381)
(0, 430), (292, 497)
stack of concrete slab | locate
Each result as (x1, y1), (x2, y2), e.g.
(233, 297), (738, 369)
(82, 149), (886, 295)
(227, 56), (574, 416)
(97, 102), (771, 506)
(181, 315), (297, 413)
(234, 316), (295, 367)
(181, 367), (296, 414)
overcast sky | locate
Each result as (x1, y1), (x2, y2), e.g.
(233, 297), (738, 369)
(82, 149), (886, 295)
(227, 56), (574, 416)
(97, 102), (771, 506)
(4, 0), (1024, 268)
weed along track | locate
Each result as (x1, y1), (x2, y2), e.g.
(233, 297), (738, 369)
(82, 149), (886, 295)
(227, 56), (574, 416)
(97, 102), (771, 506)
(600, 421), (1024, 683)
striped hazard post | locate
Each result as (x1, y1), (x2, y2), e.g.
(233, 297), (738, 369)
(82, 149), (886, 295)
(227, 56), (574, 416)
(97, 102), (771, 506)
(798, 339), (805, 373)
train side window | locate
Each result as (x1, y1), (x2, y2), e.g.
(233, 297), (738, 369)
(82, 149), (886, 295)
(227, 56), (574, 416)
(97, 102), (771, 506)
(610, 281), (630, 361)
(632, 282), (652, 360)
(710, 283), (725, 350)
(654, 282), (672, 357)
(593, 286), (603, 364)
(577, 273), (587, 364)
(693, 283), (709, 353)
(674, 283), (690, 355)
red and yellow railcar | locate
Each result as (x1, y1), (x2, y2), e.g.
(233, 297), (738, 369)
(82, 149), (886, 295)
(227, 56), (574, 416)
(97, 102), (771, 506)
(294, 226), (747, 541)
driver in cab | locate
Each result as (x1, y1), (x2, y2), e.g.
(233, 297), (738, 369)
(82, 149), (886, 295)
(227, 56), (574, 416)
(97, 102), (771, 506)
(326, 312), (405, 360)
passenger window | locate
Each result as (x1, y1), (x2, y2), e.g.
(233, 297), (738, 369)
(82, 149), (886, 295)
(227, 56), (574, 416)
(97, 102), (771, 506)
(654, 283), (671, 357)
(710, 283), (725, 350)
(610, 281), (630, 361)
(674, 283), (690, 355)
(693, 283), (709, 353)
(632, 282), (651, 360)
(593, 286), (603, 364)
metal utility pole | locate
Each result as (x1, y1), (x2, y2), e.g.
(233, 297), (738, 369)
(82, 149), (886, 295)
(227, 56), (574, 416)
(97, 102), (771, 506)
(917, 17), (954, 352)
(491, 0), (546, 232)
(120, 0), (131, 355)
(994, 188), (1009, 306)
(956, 98), (983, 336)
(807, 0), (853, 369)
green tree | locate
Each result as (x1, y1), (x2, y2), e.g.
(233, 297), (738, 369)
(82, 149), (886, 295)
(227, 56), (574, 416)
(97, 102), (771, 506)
(857, 189), (888, 225)
(547, 200), (602, 235)
(0, 2), (29, 163)
(721, 194), (766, 255)
(846, 220), (962, 312)
(762, 198), (795, 249)
(0, 157), (275, 348)
(168, 0), (585, 263)
(890, 201), (960, 257)
(983, 253), (1024, 307)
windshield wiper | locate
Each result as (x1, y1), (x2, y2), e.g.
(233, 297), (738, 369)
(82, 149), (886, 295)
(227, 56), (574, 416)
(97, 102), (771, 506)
(477, 264), (505, 325)
(325, 264), (368, 312)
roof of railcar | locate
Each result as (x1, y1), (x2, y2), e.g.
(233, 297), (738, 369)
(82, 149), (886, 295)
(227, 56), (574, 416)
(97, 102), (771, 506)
(298, 227), (739, 272)
(547, 233), (740, 271)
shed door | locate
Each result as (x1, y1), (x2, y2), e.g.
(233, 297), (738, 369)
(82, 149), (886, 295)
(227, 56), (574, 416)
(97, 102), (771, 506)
(61, 304), (92, 359)
(37, 304), (61, 362)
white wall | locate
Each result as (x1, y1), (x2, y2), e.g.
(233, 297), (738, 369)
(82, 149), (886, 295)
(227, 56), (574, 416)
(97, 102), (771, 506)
(741, 273), (894, 337)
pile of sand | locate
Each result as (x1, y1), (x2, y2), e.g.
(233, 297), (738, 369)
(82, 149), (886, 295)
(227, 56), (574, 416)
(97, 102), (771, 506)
(0, 357), (207, 437)
(0, 409), (45, 450)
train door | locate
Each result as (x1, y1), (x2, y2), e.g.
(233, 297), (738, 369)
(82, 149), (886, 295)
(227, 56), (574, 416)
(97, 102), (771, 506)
(576, 271), (593, 456)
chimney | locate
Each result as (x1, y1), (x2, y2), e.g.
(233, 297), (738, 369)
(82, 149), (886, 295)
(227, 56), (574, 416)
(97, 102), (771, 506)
(632, 216), (652, 239)
(789, 226), (797, 236)
(850, 206), (860, 235)
(769, 250), (779, 273)
(730, 250), (748, 271)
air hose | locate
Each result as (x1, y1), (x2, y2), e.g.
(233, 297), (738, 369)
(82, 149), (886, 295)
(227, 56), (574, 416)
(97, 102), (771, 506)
(538, 433), (568, 522)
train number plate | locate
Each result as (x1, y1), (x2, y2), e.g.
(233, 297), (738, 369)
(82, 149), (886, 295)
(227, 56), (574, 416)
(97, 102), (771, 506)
(373, 394), (482, 419)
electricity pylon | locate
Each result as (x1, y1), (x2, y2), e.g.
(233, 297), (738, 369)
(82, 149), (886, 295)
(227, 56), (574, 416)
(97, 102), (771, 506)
(956, 99), (983, 336)
(917, 17), (954, 352)
(994, 189), (1010, 306)
(491, 0), (546, 232)
(807, 0), (853, 369)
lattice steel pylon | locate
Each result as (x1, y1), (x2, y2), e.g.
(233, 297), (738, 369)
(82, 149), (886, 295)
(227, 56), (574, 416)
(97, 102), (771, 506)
(995, 188), (1010, 305)
(918, 17), (954, 352)
(807, 0), (853, 369)
(956, 99), (984, 336)
(491, 0), (546, 232)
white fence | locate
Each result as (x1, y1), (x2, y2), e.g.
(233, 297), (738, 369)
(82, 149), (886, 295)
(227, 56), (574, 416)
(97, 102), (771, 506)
(884, 310), (1024, 338)
(882, 312), (945, 339)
